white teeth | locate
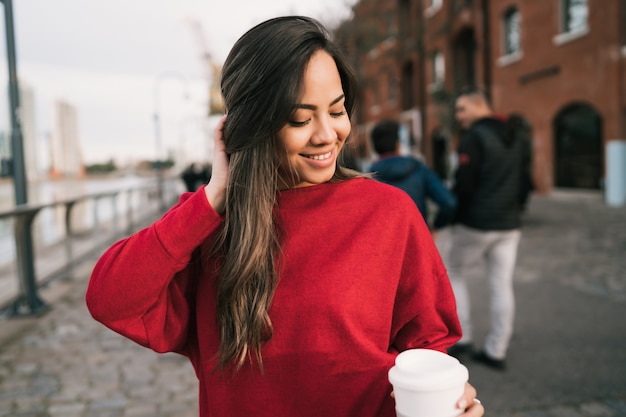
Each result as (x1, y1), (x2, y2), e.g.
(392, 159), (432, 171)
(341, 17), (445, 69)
(306, 152), (332, 160)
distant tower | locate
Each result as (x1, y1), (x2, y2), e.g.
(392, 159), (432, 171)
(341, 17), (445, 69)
(1, 80), (39, 179)
(50, 100), (84, 178)
(19, 81), (40, 181)
(0, 131), (10, 177)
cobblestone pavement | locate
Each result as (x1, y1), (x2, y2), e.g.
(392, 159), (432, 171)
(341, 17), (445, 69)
(0, 259), (199, 417)
(0, 190), (624, 417)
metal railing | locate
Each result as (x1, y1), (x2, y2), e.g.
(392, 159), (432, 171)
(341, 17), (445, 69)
(0, 178), (182, 318)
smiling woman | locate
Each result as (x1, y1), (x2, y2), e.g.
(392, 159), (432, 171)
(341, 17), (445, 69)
(86, 15), (484, 417)
(278, 51), (351, 188)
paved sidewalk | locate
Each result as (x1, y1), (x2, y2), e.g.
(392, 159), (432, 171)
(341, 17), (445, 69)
(437, 190), (626, 417)
(0, 190), (624, 417)
(0, 257), (199, 417)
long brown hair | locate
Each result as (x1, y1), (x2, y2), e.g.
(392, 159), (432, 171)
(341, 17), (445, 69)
(212, 16), (361, 372)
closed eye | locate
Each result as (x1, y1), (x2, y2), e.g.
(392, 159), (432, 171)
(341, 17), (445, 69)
(288, 119), (310, 127)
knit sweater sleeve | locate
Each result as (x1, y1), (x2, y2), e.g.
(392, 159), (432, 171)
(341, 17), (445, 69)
(85, 186), (224, 353)
(390, 199), (462, 353)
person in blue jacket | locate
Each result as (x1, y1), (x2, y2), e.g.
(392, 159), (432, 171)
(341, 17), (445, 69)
(369, 120), (457, 233)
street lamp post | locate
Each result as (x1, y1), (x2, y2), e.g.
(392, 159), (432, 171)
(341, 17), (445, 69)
(153, 71), (189, 212)
(1, 0), (48, 315)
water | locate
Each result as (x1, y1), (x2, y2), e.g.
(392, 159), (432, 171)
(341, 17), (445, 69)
(0, 175), (179, 266)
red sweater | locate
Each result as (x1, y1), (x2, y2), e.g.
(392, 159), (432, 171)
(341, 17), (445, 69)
(86, 178), (461, 417)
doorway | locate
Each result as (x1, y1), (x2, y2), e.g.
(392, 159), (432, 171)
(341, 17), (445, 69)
(553, 103), (603, 189)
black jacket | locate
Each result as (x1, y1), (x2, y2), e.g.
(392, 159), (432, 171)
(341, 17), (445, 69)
(453, 117), (524, 230)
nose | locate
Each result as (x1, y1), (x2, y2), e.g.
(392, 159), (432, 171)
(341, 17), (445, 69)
(310, 115), (338, 145)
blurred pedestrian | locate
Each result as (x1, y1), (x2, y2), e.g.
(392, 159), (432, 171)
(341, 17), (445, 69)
(507, 113), (535, 211)
(369, 119), (457, 235)
(86, 16), (484, 417)
(181, 162), (211, 192)
(447, 86), (526, 370)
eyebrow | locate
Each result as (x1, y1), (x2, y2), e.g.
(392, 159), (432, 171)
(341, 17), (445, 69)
(294, 94), (345, 111)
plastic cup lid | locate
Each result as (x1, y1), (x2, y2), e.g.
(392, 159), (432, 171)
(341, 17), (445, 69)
(388, 349), (469, 391)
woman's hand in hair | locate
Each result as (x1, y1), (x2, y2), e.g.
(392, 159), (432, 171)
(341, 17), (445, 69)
(204, 115), (228, 215)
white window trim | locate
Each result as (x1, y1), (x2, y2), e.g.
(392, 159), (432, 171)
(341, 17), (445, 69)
(424, 0), (442, 18)
(621, 45), (626, 57)
(497, 51), (523, 67)
(553, 26), (589, 46)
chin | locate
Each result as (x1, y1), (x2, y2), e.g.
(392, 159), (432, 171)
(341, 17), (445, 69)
(296, 171), (336, 188)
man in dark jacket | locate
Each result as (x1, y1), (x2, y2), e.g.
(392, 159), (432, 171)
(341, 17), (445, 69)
(369, 120), (457, 233)
(446, 87), (525, 370)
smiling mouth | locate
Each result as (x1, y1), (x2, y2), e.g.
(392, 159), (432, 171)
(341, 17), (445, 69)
(302, 151), (332, 161)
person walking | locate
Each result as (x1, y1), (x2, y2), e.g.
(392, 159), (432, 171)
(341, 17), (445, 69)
(369, 119), (457, 234)
(86, 16), (483, 417)
(446, 87), (526, 371)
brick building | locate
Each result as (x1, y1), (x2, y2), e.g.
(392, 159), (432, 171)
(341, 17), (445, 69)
(337, 0), (626, 194)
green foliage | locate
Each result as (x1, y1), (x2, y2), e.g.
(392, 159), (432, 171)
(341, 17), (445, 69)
(85, 160), (117, 174)
(152, 159), (175, 170)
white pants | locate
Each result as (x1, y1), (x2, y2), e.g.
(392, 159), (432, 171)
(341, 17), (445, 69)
(446, 224), (521, 359)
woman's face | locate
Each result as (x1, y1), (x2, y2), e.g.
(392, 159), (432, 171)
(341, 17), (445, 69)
(278, 50), (351, 188)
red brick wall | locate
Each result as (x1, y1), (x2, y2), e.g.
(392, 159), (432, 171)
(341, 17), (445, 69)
(489, 0), (623, 191)
(340, 0), (624, 191)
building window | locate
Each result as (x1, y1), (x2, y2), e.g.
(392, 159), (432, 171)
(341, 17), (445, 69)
(554, 0), (589, 45)
(431, 50), (445, 87)
(427, 0), (442, 8)
(498, 6), (523, 66)
(562, 0), (588, 34)
(503, 7), (521, 55)
(425, 0), (443, 18)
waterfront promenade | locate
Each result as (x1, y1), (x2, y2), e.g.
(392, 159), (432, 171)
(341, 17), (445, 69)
(0, 189), (624, 416)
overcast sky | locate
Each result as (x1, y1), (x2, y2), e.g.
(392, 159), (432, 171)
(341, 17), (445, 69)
(0, 0), (356, 168)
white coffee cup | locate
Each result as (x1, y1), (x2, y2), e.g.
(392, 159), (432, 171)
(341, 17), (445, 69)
(388, 349), (469, 417)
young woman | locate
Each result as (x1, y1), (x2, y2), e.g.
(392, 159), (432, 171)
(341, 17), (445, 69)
(86, 16), (484, 417)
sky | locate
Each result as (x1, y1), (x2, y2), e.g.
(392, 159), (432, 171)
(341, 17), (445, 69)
(0, 0), (356, 168)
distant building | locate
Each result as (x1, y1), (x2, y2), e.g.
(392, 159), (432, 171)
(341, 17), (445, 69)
(50, 100), (85, 178)
(19, 81), (41, 181)
(1, 80), (41, 180)
(0, 131), (10, 177)
(337, 0), (626, 193)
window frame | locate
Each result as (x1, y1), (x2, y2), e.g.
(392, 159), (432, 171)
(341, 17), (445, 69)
(503, 6), (521, 56)
(498, 6), (523, 66)
(425, 0), (443, 18)
(553, 0), (589, 46)
(433, 50), (445, 86)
